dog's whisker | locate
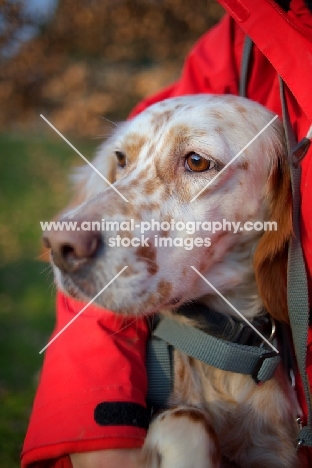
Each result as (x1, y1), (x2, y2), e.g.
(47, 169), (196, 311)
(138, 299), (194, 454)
(48, 281), (56, 298)
(91, 134), (113, 140)
(40, 264), (53, 275)
(94, 114), (118, 127)
(35, 250), (51, 261)
(45, 271), (53, 283)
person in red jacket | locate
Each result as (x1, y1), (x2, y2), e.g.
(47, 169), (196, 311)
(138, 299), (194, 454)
(22, 1), (312, 467)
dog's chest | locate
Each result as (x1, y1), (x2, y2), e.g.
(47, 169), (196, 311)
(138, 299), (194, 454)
(168, 350), (298, 464)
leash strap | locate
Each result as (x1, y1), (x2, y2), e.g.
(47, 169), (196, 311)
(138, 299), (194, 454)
(239, 35), (253, 98)
(240, 34), (312, 445)
(279, 77), (312, 446)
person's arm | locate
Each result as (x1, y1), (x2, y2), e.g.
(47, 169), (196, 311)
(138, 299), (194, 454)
(70, 449), (244, 467)
(70, 448), (142, 468)
(22, 292), (149, 468)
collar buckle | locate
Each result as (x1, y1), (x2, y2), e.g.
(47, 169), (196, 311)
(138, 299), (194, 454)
(251, 350), (280, 385)
(258, 316), (276, 348)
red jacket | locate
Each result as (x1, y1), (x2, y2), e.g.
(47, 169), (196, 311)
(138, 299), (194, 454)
(22, 1), (312, 466)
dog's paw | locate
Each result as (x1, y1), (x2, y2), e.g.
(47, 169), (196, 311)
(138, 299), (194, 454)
(141, 406), (221, 468)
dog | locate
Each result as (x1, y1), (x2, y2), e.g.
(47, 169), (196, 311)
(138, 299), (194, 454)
(43, 94), (301, 467)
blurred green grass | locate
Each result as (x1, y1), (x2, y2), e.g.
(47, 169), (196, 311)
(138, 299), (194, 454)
(0, 133), (97, 467)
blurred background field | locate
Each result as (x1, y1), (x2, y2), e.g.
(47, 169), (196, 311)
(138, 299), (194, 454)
(0, 1), (223, 466)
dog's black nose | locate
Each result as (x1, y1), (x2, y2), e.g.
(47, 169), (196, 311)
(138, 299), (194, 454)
(43, 220), (102, 273)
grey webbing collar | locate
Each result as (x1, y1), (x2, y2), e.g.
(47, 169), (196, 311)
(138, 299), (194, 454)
(146, 307), (280, 408)
(176, 302), (275, 348)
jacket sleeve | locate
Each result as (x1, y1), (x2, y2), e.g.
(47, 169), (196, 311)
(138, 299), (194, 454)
(21, 291), (149, 467)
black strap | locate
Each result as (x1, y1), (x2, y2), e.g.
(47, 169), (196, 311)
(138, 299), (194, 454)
(176, 302), (275, 348)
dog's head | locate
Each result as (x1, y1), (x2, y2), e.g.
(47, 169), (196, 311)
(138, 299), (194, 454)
(43, 95), (292, 321)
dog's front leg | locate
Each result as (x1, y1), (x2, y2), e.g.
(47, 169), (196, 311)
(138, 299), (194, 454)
(141, 406), (221, 468)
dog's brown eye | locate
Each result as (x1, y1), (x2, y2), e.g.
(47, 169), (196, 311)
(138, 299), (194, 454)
(185, 153), (214, 172)
(115, 151), (126, 168)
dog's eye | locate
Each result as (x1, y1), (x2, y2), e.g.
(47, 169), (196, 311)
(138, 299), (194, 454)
(115, 151), (126, 168)
(185, 153), (214, 172)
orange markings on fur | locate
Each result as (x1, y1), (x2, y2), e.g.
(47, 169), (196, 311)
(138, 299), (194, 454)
(155, 124), (189, 182)
(253, 145), (292, 322)
(237, 161), (249, 170)
(122, 133), (147, 162)
(143, 177), (162, 196)
(157, 279), (172, 299)
(150, 109), (174, 133)
(136, 244), (158, 275)
(234, 104), (248, 114)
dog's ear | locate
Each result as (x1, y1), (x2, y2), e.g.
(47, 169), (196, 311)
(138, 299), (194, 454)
(253, 138), (292, 323)
(40, 140), (118, 262)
